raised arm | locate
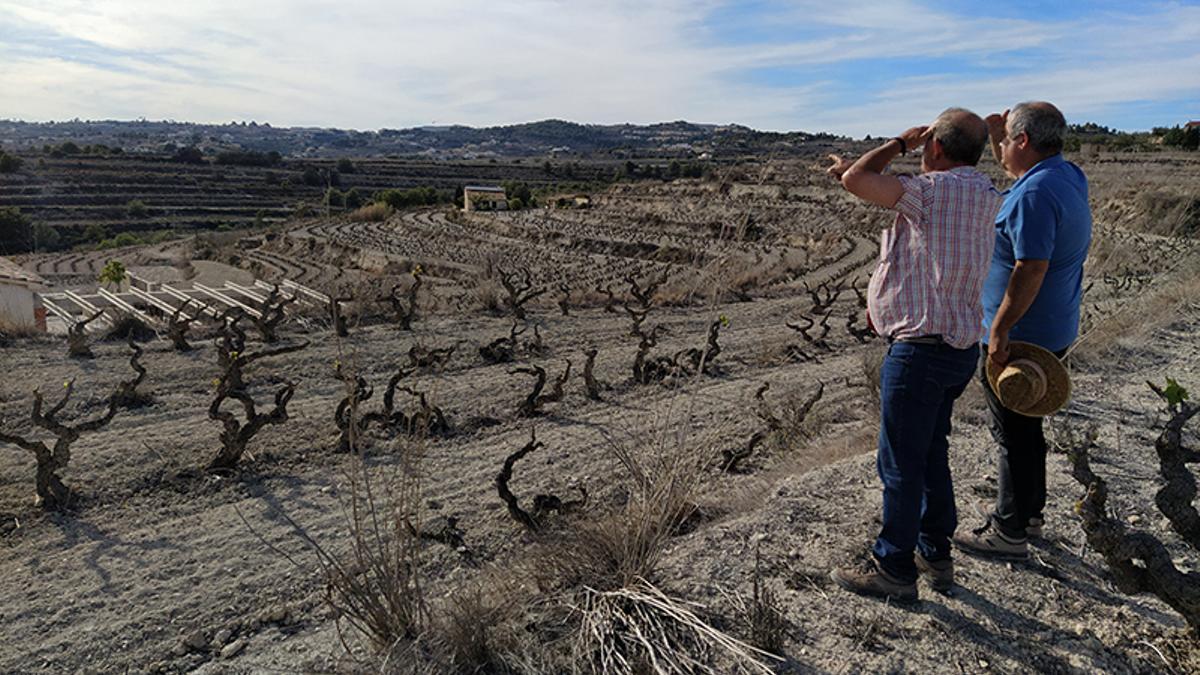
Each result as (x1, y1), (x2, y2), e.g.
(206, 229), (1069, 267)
(986, 110), (1017, 179)
(827, 126), (930, 209)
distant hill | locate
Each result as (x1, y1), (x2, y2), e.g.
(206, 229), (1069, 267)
(0, 118), (841, 159)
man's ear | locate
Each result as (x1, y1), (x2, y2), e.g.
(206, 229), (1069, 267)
(928, 136), (944, 160)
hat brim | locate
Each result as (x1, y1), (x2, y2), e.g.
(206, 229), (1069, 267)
(986, 342), (1071, 417)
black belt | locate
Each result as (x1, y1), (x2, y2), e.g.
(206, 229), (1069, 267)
(890, 334), (945, 345)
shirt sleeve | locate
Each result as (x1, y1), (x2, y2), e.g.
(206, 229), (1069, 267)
(1005, 187), (1059, 260)
(894, 174), (930, 222)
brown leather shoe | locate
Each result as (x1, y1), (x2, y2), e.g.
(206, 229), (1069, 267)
(830, 559), (918, 602)
(914, 551), (954, 592)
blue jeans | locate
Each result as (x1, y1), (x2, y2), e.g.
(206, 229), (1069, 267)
(872, 341), (978, 582)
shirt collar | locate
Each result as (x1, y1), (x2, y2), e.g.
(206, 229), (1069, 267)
(1009, 153), (1064, 192)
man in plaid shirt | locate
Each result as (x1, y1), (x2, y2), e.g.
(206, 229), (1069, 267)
(825, 108), (1002, 601)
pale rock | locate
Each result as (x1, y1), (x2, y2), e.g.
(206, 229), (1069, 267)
(221, 638), (247, 659)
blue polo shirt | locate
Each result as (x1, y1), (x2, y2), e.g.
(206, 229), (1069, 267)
(981, 154), (1092, 352)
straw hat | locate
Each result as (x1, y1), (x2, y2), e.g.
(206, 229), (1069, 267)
(986, 342), (1071, 417)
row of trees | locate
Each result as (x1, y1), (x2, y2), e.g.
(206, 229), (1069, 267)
(1061, 123), (1200, 152)
(615, 159), (710, 181)
(39, 142), (125, 158)
(0, 211), (183, 255)
(1153, 125), (1200, 151)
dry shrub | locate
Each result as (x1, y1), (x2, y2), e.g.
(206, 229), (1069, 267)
(424, 582), (532, 674)
(350, 202), (395, 222)
(471, 275), (506, 314)
(330, 454), (426, 657)
(1072, 256), (1200, 365)
(655, 269), (705, 307)
(543, 451), (698, 592)
(267, 442), (427, 662)
(725, 548), (789, 656)
(523, 425), (777, 674)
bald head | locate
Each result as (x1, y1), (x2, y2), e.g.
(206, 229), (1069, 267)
(929, 107), (989, 166)
(1008, 101), (1066, 156)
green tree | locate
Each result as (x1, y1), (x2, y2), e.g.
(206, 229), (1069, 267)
(344, 187), (364, 209)
(301, 166), (323, 186)
(0, 207), (32, 253)
(324, 187), (345, 208)
(126, 199), (148, 217)
(32, 223), (61, 252)
(501, 181), (533, 205)
(0, 152), (23, 173)
(98, 260), (127, 289)
(1184, 127), (1200, 151)
(82, 223), (109, 244)
(172, 146), (205, 164)
(668, 159), (682, 179)
(336, 157), (356, 173)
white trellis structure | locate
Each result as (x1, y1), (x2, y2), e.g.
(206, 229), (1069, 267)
(40, 273), (330, 333)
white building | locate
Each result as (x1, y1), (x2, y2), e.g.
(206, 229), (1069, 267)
(0, 257), (48, 332)
(463, 185), (507, 212)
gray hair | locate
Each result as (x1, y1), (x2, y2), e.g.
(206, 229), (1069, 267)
(930, 107), (989, 165)
(1008, 101), (1066, 155)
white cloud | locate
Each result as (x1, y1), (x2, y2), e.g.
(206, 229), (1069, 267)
(0, 0), (1197, 134)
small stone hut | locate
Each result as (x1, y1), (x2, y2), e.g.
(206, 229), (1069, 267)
(463, 185), (507, 212)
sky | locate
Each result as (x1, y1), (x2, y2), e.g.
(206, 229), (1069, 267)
(1, 0), (1198, 137)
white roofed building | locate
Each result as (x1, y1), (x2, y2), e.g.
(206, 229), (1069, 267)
(0, 257), (48, 332)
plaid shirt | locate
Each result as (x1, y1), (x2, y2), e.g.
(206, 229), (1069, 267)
(867, 167), (1001, 349)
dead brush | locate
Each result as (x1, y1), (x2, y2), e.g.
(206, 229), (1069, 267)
(527, 426), (777, 674)
(348, 202), (394, 222)
(424, 582), (530, 674)
(248, 423), (430, 664)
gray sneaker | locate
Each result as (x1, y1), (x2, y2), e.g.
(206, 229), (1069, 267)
(1026, 516), (1044, 539)
(953, 522), (1029, 561)
(973, 500), (1043, 539)
(914, 552), (954, 592)
(830, 559), (918, 603)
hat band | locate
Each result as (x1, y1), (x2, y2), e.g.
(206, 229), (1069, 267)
(1010, 358), (1047, 405)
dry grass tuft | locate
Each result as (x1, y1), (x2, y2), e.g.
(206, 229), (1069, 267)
(725, 546), (790, 656)
(523, 424), (778, 674)
(349, 202), (395, 222)
(427, 583), (525, 674)
(329, 457), (426, 655)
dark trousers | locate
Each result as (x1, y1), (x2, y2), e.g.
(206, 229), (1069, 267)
(872, 341), (978, 583)
(978, 348), (1067, 538)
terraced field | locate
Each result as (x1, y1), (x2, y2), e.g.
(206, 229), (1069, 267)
(3, 153), (1200, 673)
(0, 153), (613, 245)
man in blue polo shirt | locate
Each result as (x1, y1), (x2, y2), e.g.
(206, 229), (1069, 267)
(954, 101), (1092, 560)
